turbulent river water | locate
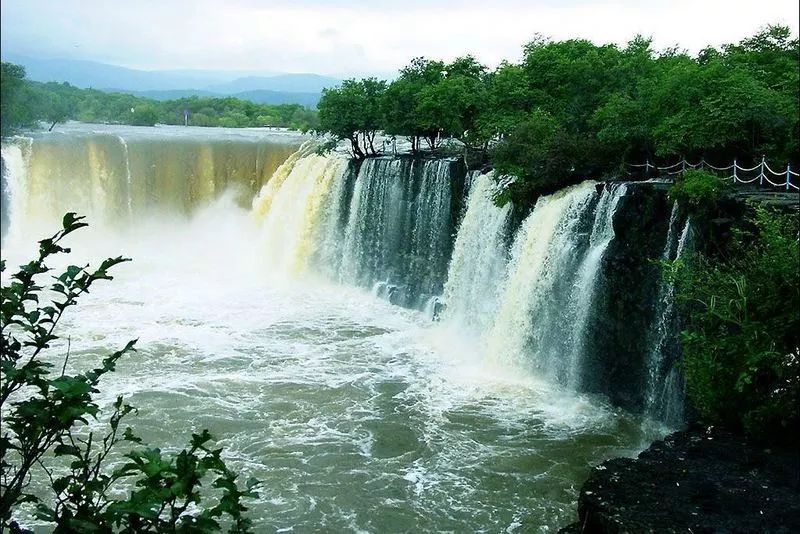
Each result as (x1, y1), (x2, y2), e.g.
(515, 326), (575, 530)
(1, 123), (665, 532)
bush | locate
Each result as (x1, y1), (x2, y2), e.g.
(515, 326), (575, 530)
(0, 214), (258, 531)
(669, 207), (799, 442)
(668, 169), (729, 218)
(129, 105), (159, 126)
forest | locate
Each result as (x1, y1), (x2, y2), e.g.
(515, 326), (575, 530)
(316, 25), (799, 205)
(0, 63), (319, 134)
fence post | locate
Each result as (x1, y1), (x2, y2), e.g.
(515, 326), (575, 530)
(645, 159), (650, 178)
(733, 159), (738, 183)
(759, 155), (765, 186)
(681, 159), (686, 174)
(787, 164), (792, 191)
(700, 159), (705, 170)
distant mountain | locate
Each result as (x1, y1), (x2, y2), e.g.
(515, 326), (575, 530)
(108, 89), (220, 100)
(207, 74), (341, 94)
(1, 54), (338, 107)
(0, 54), (253, 91)
(233, 90), (321, 107)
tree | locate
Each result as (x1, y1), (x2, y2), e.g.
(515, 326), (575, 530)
(45, 94), (69, 131)
(415, 56), (487, 149)
(1, 62), (35, 136)
(129, 104), (159, 126)
(475, 62), (532, 142)
(317, 78), (387, 158)
(490, 109), (563, 204)
(1, 214), (258, 531)
(382, 57), (446, 153)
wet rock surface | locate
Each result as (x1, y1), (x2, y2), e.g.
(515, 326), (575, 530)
(561, 424), (800, 533)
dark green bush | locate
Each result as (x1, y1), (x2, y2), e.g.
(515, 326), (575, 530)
(129, 104), (159, 127)
(669, 208), (799, 442)
(668, 169), (729, 218)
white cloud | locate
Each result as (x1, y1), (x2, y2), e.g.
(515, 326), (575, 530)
(1, 0), (798, 75)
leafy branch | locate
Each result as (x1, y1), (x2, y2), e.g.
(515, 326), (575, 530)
(1, 214), (258, 532)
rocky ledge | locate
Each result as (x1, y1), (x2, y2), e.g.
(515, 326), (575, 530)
(560, 424), (800, 533)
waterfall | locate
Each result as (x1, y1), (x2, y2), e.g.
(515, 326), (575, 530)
(252, 147), (349, 275)
(486, 182), (597, 373)
(4, 127), (691, 421)
(1, 141), (30, 241)
(117, 136), (134, 218)
(337, 157), (461, 308)
(339, 158), (406, 288)
(310, 161), (359, 279)
(440, 172), (512, 330)
(484, 182), (628, 387)
(1, 130), (302, 240)
(645, 211), (693, 425)
(565, 183), (628, 389)
(248, 153), (464, 306)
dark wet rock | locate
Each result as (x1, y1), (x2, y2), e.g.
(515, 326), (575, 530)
(560, 425), (800, 533)
(583, 182), (675, 412)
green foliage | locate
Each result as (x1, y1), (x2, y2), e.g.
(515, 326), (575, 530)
(416, 56), (486, 145)
(0, 68), (319, 134)
(129, 104), (159, 126)
(668, 169), (729, 218)
(475, 62), (532, 142)
(1, 62), (37, 136)
(317, 78), (386, 158)
(5, 24), (798, 208)
(381, 57), (447, 152)
(0, 215), (257, 531)
(490, 110), (562, 204)
(318, 25), (796, 206)
(668, 208), (800, 442)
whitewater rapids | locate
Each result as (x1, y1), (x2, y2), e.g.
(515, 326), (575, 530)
(1, 124), (660, 531)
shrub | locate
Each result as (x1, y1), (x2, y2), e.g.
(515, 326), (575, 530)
(668, 169), (729, 218)
(669, 207), (799, 442)
(129, 105), (159, 126)
(1, 214), (258, 531)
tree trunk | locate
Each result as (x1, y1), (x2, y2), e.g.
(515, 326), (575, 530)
(350, 136), (364, 159)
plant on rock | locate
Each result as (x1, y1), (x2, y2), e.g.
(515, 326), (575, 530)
(0, 213), (258, 532)
(668, 207), (799, 442)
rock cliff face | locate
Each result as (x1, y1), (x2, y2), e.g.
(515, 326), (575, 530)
(560, 424), (800, 533)
(583, 182), (676, 412)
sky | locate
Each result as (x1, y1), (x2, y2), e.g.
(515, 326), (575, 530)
(1, 0), (798, 76)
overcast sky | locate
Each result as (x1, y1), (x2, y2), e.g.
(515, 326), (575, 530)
(1, 0), (798, 76)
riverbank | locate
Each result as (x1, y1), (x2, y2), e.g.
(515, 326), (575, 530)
(560, 424), (800, 532)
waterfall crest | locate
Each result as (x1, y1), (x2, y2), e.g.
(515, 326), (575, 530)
(252, 144), (349, 275)
(0, 131), (302, 240)
(440, 172), (511, 330)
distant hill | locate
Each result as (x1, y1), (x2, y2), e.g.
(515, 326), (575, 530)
(0, 54), (246, 91)
(108, 89), (220, 100)
(232, 90), (321, 107)
(1, 54), (339, 107)
(207, 74), (341, 94)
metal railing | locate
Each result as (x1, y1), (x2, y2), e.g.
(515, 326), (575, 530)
(627, 157), (799, 191)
